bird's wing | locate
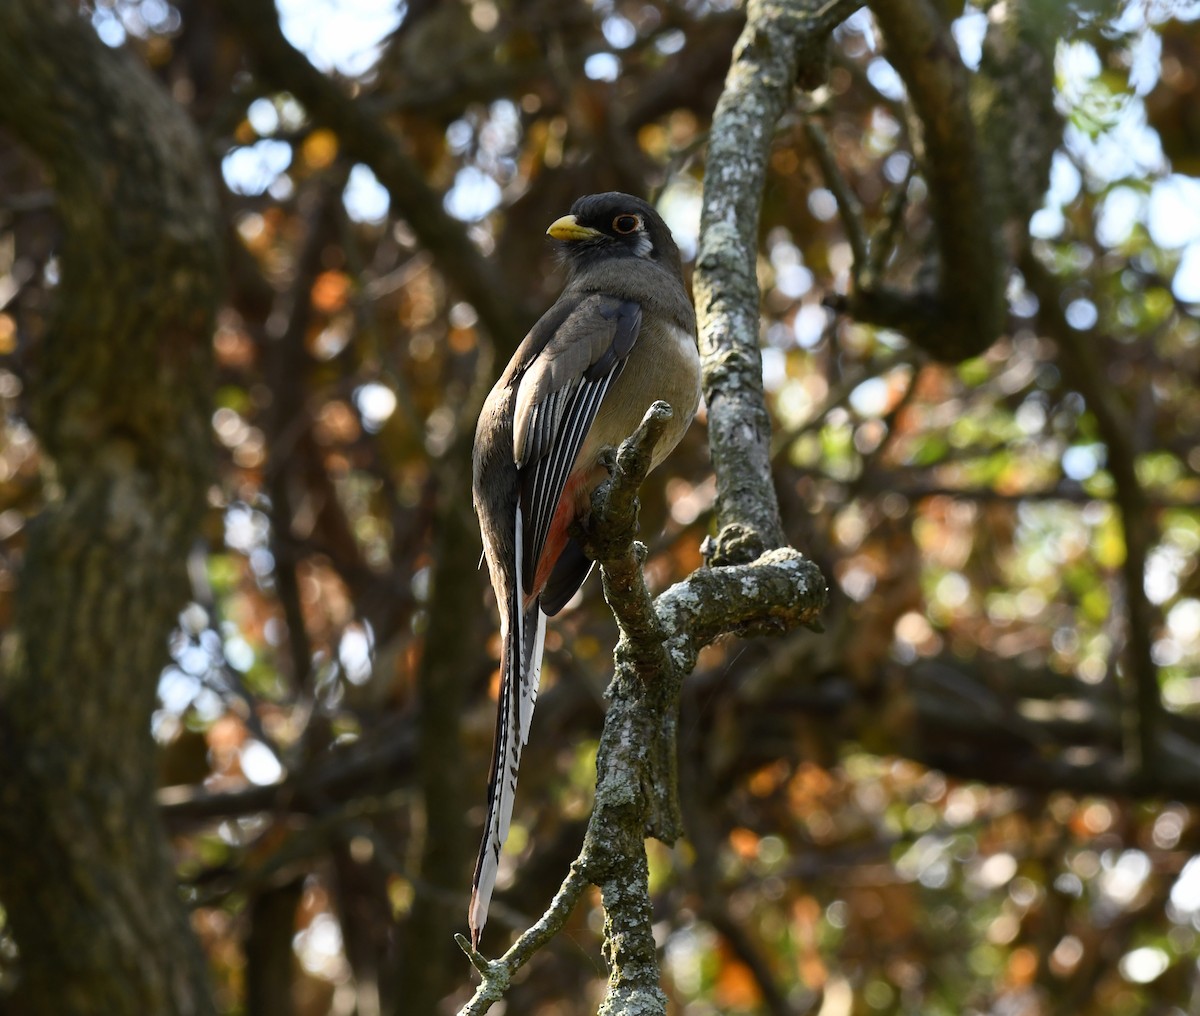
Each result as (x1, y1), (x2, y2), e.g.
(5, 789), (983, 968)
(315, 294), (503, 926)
(511, 292), (642, 594)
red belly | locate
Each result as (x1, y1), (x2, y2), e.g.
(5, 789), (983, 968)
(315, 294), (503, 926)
(524, 463), (605, 612)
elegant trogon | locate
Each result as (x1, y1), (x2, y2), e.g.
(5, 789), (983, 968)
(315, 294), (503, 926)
(469, 192), (700, 945)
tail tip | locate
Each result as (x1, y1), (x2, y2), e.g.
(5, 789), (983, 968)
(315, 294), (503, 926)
(468, 889), (487, 951)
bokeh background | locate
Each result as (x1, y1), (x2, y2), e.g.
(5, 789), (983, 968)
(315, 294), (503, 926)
(2, 0), (1200, 1013)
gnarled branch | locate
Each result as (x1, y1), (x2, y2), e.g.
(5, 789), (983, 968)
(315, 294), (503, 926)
(454, 2), (842, 1011)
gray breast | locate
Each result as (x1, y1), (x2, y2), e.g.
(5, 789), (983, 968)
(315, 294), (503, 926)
(583, 320), (701, 470)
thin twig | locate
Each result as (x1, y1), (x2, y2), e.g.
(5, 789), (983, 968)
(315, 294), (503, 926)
(770, 352), (915, 463)
(1020, 251), (1164, 784)
(219, 0), (523, 351)
(804, 120), (869, 272)
(456, 863), (590, 1016)
(864, 155), (916, 285)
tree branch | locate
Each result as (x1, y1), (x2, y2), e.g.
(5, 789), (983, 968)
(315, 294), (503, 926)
(219, 0), (523, 351)
(846, 0), (1005, 361)
(974, 0), (1064, 229)
(694, 0), (853, 563)
(583, 402), (676, 679)
(1021, 252), (1165, 784)
(452, 4), (842, 1007)
(456, 864), (591, 1016)
(158, 722), (418, 825)
(262, 181), (336, 699)
(804, 119), (869, 272)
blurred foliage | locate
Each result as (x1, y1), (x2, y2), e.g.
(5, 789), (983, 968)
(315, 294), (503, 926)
(2, 0), (1200, 1013)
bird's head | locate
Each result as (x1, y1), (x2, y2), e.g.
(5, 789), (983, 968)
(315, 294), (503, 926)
(546, 192), (683, 277)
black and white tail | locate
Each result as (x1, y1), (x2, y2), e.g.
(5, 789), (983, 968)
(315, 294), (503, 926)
(469, 504), (547, 947)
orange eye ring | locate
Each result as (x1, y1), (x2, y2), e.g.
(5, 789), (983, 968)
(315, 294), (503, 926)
(612, 214), (641, 234)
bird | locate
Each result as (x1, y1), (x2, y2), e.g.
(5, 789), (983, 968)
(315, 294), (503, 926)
(469, 192), (701, 946)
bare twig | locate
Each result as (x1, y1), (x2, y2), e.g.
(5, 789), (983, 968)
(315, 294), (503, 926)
(456, 864), (590, 1016)
(219, 0), (523, 351)
(804, 119), (869, 272)
(865, 156), (916, 285)
(1021, 251), (1164, 784)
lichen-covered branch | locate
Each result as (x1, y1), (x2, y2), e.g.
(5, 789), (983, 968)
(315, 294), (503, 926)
(578, 403), (691, 850)
(583, 402), (676, 679)
(695, 0), (855, 562)
(658, 549), (826, 664)
(456, 864), (591, 1016)
(574, 551), (825, 1016)
(457, 446), (825, 1016)
(456, 3), (847, 1008)
(584, 698), (671, 1016)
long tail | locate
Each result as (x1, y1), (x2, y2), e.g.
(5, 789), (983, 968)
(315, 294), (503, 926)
(470, 506), (547, 947)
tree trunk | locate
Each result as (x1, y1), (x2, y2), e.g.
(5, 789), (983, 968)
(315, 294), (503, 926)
(0, 3), (221, 1013)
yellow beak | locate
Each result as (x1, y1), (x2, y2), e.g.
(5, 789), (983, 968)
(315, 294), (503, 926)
(546, 214), (601, 241)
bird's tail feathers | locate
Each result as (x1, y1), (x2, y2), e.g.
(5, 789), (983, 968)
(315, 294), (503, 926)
(469, 505), (548, 948)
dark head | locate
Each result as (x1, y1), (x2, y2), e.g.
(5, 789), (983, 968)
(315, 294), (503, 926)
(546, 192), (684, 279)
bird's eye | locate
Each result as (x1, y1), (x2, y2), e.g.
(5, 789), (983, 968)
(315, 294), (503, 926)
(612, 214), (641, 234)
